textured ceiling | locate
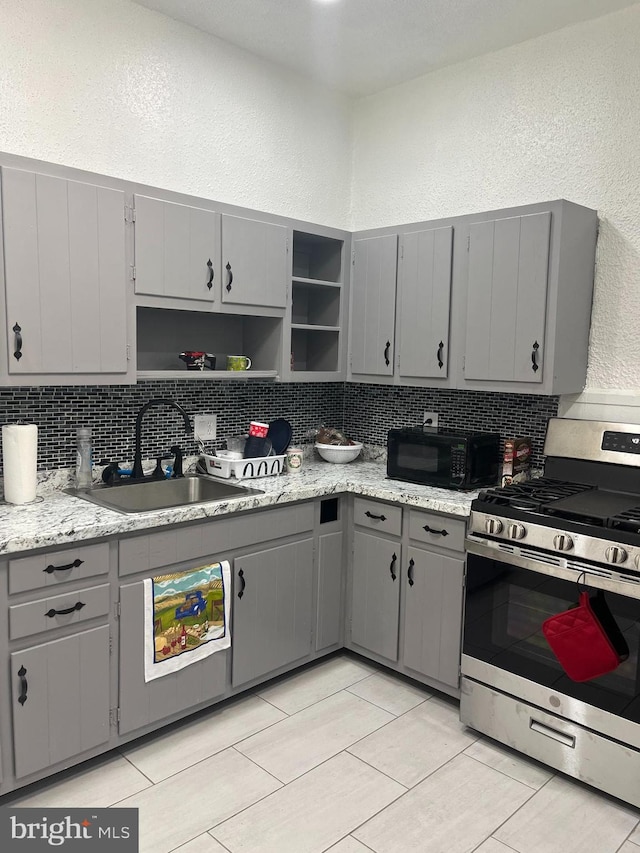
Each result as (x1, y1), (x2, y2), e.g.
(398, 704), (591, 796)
(131, 0), (640, 96)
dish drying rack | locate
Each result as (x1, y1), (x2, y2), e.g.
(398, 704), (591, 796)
(201, 451), (285, 480)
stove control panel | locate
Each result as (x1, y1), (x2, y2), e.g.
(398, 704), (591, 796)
(485, 518), (503, 535)
(508, 523), (526, 540)
(602, 431), (640, 454)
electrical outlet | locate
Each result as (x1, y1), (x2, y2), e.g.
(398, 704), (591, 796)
(423, 411), (439, 429)
(194, 414), (217, 441)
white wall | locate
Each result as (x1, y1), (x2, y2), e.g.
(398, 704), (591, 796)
(0, 0), (353, 228)
(351, 5), (640, 393)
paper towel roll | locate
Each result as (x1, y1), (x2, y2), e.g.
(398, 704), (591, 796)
(2, 424), (38, 505)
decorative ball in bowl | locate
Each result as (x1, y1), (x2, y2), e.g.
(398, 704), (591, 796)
(315, 442), (363, 464)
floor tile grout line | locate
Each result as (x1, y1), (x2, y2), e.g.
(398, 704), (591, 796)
(229, 744), (290, 787)
(116, 749), (156, 788)
(119, 707), (293, 786)
(320, 831), (378, 853)
(463, 750), (548, 792)
(339, 748), (412, 791)
(255, 667), (381, 717)
(344, 683), (430, 716)
(470, 834), (521, 853)
(167, 830), (234, 853)
(616, 821), (640, 851)
(488, 771), (556, 844)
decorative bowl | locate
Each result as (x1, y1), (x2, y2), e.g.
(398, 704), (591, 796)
(315, 442), (363, 464)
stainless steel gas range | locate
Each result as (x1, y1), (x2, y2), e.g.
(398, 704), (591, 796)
(461, 418), (640, 808)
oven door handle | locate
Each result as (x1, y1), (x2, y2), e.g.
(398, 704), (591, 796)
(465, 537), (640, 600)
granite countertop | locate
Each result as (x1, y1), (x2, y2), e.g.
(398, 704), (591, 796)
(0, 459), (478, 556)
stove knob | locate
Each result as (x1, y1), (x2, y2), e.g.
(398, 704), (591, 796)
(605, 545), (628, 565)
(485, 518), (503, 535)
(508, 523), (526, 540)
(553, 533), (574, 552)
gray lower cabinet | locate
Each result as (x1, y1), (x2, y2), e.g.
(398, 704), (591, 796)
(118, 577), (227, 736)
(350, 530), (401, 662)
(221, 214), (288, 309)
(315, 530), (343, 652)
(133, 194), (220, 303)
(10, 625), (110, 778)
(402, 545), (465, 688)
(232, 538), (314, 688)
(350, 234), (398, 376)
(1, 167), (128, 379)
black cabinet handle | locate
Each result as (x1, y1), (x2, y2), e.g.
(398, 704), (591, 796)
(437, 341), (444, 369)
(206, 258), (214, 290)
(43, 558), (84, 574)
(45, 601), (86, 618)
(531, 341), (540, 373)
(18, 665), (28, 706)
(226, 262), (233, 293)
(408, 558), (415, 587)
(423, 524), (449, 537)
(237, 568), (246, 599)
(365, 510), (387, 521)
(384, 340), (391, 366)
(13, 322), (22, 361)
(389, 553), (397, 582)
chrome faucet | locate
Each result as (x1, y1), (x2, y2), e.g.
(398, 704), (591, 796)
(132, 398), (191, 480)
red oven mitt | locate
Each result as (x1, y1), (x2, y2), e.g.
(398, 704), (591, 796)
(542, 590), (627, 682)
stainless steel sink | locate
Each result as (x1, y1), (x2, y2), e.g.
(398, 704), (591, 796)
(68, 474), (264, 514)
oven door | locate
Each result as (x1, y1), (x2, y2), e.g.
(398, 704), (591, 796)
(463, 539), (640, 726)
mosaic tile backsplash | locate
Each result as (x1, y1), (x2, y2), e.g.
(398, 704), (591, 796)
(343, 384), (559, 468)
(0, 380), (558, 473)
(0, 382), (345, 474)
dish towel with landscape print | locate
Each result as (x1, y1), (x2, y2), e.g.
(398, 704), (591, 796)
(143, 560), (231, 682)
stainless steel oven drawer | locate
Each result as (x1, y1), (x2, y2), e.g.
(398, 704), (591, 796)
(460, 676), (640, 809)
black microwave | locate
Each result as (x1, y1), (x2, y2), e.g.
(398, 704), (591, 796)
(387, 427), (500, 490)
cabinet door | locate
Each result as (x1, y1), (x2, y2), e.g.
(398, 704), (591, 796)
(351, 235), (397, 376)
(2, 167), (127, 375)
(10, 625), (110, 778)
(403, 545), (464, 688)
(464, 212), (550, 383)
(316, 530), (343, 652)
(398, 226), (452, 379)
(134, 194), (220, 302)
(232, 538), (313, 688)
(221, 214), (287, 308)
(350, 531), (400, 662)
(118, 578), (227, 735)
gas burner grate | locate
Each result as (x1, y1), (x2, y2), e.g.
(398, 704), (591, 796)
(609, 507), (640, 534)
(477, 479), (593, 511)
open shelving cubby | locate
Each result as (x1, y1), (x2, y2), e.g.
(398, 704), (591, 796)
(290, 231), (344, 377)
(136, 307), (282, 380)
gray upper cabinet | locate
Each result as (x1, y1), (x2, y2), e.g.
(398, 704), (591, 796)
(350, 234), (398, 376)
(1, 167), (128, 379)
(397, 226), (453, 380)
(134, 194), (220, 303)
(464, 212), (549, 384)
(221, 214), (288, 309)
(459, 200), (598, 395)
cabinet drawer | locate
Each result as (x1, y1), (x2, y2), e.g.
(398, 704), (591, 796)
(118, 503), (315, 577)
(353, 498), (402, 537)
(9, 543), (110, 595)
(9, 583), (110, 640)
(408, 510), (466, 553)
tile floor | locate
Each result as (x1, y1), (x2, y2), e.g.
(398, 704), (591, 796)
(4, 654), (640, 853)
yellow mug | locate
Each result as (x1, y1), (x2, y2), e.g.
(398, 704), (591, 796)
(227, 355), (252, 371)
